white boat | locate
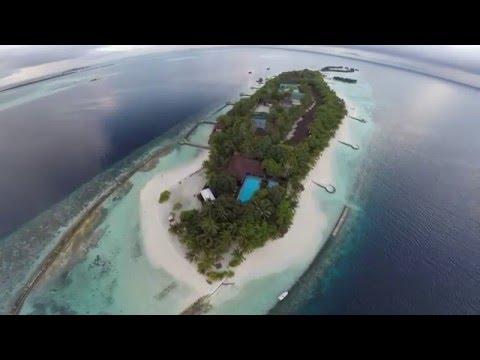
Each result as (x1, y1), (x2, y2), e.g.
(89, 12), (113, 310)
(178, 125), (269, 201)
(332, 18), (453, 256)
(278, 291), (288, 301)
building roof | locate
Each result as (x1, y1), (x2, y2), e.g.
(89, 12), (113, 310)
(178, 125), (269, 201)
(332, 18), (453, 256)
(291, 91), (305, 101)
(254, 104), (270, 113)
(200, 188), (216, 201)
(224, 154), (265, 182)
(279, 83), (299, 91)
(214, 121), (225, 131)
(253, 117), (267, 129)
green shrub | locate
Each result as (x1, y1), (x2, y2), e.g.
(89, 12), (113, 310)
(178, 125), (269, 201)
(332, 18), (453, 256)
(159, 190), (171, 203)
(229, 257), (241, 267)
(207, 271), (225, 281)
(173, 202), (183, 211)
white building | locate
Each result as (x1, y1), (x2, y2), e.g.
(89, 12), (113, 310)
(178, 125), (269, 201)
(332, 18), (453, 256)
(200, 188), (216, 202)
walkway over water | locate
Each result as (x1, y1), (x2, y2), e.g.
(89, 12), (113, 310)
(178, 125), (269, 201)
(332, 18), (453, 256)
(332, 206), (350, 237)
(312, 181), (336, 193)
(178, 140), (210, 150)
(349, 115), (366, 123)
(338, 141), (360, 150)
(212, 102), (234, 115)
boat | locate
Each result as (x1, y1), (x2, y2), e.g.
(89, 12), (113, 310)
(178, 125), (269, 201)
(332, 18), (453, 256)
(278, 291), (288, 301)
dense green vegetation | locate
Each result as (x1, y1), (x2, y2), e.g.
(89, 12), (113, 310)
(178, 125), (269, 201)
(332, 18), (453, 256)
(173, 202), (183, 211)
(171, 69), (347, 278)
(159, 190), (171, 203)
(333, 76), (357, 84)
(321, 66), (358, 73)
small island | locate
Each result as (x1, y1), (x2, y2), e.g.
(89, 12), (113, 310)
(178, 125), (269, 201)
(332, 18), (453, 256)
(321, 66), (358, 73)
(168, 69), (347, 282)
(333, 76), (357, 84)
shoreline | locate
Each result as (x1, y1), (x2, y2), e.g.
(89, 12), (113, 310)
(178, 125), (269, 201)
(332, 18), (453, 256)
(208, 111), (355, 312)
(8, 99), (235, 315)
(140, 150), (217, 295)
(138, 97), (356, 313)
(8, 144), (176, 315)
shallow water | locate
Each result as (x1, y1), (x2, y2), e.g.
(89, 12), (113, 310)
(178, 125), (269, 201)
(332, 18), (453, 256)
(4, 47), (480, 315)
(208, 73), (376, 315)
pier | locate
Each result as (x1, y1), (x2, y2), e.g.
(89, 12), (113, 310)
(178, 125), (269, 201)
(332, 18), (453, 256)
(212, 102), (234, 115)
(312, 181), (336, 193)
(178, 140), (210, 150)
(338, 141), (360, 150)
(332, 206), (350, 238)
(240, 92), (252, 97)
(349, 116), (366, 123)
(268, 205), (350, 314)
(182, 120), (217, 141)
(182, 280), (235, 315)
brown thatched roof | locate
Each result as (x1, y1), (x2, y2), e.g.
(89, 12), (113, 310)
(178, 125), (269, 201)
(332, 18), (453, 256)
(224, 154), (264, 182)
(214, 121), (225, 131)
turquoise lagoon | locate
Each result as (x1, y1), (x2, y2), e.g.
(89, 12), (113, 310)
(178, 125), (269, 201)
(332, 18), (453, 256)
(18, 60), (375, 315)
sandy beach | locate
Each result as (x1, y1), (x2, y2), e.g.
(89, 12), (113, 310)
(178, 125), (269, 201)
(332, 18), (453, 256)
(139, 150), (218, 295)
(138, 71), (362, 313)
(139, 103), (355, 312)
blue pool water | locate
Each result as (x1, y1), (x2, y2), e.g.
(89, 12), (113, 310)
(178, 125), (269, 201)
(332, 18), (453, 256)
(238, 176), (262, 203)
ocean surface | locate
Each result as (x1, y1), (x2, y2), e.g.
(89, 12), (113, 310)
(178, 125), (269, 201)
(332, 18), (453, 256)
(1, 47), (480, 314)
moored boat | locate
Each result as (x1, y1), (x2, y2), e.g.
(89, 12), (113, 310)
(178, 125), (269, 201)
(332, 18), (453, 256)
(278, 291), (288, 301)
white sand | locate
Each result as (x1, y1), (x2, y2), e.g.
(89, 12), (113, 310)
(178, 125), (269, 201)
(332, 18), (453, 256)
(226, 118), (353, 288)
(139, 150), (217, 295)
(140, 103), (356, 312)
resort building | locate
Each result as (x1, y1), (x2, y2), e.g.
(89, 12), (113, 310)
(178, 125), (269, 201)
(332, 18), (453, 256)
(252, 103), (271, 135)
(279, 82), (300, 92)
(225, 154), (264, 183)
(200, 188), (216, 202)
(290, 91), (305, 106)
(279, 83), (304, 107)
(224, 154), (280, 203)
(213, 121), (225, 133)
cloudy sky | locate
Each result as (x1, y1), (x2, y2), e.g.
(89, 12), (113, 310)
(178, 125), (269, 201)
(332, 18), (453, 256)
(0, 45), (479, 89)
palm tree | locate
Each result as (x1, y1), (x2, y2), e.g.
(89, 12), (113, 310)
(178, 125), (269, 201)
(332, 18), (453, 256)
(283, 161), (293, 178)
(200, 217), (218, 237)
(203, 202), (215, 219)
(214, 205), (230, 222)
(185, 251), (198, 263)
(254, 199), (273, 220)
(232, 247), (246, 262)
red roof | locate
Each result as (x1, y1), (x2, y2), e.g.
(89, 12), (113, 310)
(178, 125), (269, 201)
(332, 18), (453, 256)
(224, 154), (264, 182)
(214, 121), (225, 131)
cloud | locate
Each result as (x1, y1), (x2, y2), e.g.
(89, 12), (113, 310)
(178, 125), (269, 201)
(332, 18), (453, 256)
(0, 45), (229, 88)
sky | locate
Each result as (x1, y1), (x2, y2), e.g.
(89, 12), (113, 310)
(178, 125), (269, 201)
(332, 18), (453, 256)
(0, 45), (479, 89)
(0, 45), (225, 88)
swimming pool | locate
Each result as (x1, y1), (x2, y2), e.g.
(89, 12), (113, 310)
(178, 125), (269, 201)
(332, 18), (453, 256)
(238, 175), (262, 203)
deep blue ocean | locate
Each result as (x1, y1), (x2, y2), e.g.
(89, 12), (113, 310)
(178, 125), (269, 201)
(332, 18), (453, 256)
(1, 47), (480, 314)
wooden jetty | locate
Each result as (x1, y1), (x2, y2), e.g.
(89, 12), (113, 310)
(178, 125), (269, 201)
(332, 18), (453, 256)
(348, 116), (366, 123)
(338, 141), (359, 150)
(312, 181), (336, 193)
(178, 141), (210, 150)
(332, 206), (350, 238)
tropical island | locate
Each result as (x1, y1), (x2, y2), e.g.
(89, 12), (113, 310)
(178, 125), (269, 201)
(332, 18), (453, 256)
(168, 69), (347, 282)
(321, 66), (358, 73)
(333, 76), (357, 84)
